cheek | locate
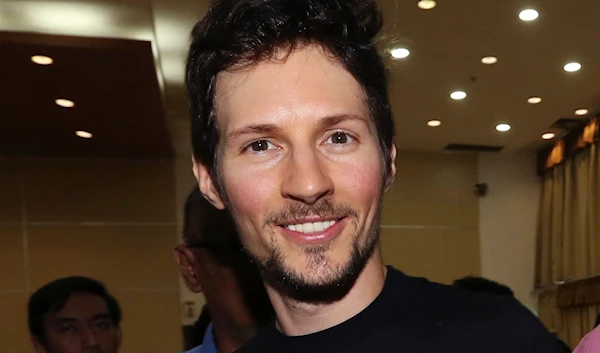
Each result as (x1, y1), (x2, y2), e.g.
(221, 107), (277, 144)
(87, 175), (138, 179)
(222, 165), (277, 222)
(334, 153), (384, 204)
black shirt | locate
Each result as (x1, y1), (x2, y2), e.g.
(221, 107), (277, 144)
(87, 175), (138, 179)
(236, 267), (565, 353)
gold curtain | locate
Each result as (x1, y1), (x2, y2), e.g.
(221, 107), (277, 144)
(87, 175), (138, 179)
(537, 141), (600, 287)
(536, 140), (600, 347)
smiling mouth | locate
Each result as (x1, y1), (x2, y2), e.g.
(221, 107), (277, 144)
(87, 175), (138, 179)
(279, 218), (343, 234)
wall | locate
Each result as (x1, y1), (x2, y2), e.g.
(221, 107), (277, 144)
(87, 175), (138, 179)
(381, 151), (481, 284)
(0, 157), (182, 353)
(478, 151), (540, 312)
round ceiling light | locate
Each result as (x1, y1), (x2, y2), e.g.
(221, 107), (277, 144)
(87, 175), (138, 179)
(496, 123), (511, 132)
(450, 91), (467, 100)
(564, 62), (581, 72)
(575, 109), (589, 116)
(542, 132), (555, 140)
(527, 97), (542, 104)
(390, 48), (410, 59)
(75, 130), (93, 139)
(417, 0), (436, 10)
(481, 56), (498, 64)
(519, 9), (539, 21)
(31, 55), (53, 65)
(427, 120), (441, 127)
(55, 99), (75, 108)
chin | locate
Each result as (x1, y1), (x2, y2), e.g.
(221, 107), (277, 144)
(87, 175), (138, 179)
(255, 232), (377, 304)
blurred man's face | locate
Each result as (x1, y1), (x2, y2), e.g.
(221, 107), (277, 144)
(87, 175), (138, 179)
(33, 293), (121, 353)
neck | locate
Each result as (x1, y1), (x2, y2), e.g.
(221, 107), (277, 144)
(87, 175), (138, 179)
(207, 307), (262, 353)
(266, 247), (387, 336)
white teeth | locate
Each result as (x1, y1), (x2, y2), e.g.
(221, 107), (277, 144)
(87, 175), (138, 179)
(314, 222), (325, 232)
(286, 220), (336, 234)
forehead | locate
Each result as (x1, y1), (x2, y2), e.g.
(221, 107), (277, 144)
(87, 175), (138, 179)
(49, 292), (109, 321)
(214, 46), (369, 129)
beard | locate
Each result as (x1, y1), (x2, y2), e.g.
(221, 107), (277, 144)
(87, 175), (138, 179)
(240, 198), (382, 304)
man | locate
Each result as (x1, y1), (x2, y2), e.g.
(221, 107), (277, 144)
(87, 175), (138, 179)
(453, 276), (515, 297)
(28, 276), (121, 353)
(174, 188), (272, 353)
(185, 0), (566, 351)
(454, 276), (572, 352)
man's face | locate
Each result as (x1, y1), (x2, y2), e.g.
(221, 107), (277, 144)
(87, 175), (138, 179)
(34, 293), (121, 353)
(200, 46), (395, 301)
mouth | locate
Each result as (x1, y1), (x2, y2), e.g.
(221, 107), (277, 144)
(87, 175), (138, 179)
(277, 217), (346, 244)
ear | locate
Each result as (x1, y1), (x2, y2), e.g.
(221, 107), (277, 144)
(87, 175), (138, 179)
(31, 336), (47, 353)
(192, 155), (226, 210)
(116, 328), (123, 348)
(383, 144), (397, 192)
(173, 245), (203, 293)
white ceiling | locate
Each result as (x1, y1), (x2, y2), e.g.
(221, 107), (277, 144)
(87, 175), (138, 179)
(2, 0), (598, 154)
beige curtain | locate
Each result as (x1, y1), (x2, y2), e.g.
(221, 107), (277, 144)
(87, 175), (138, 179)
(537, 142), (600, 286)
(559, 304), (600, 349)
(536, 141), (600, 347)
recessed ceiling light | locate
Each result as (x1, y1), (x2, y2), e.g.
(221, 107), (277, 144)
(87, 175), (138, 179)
(481, 56), (498, 64)
(496, 123), (511, 132)
(519, 9), (539, 21)
(575, 108), (589, 116)
(75, 130), (93, 139)
(450, 91), (467, 100)
(417, 0), (436, 10)
(390, 48), (410, 59)
(31, 55), (53, 65)
(542, 132), (555, 140)
(527, 97), (542, 104)
(427, 120), (441, 127)
(564, 62), (581, 72)
(55, 99), (75, 108)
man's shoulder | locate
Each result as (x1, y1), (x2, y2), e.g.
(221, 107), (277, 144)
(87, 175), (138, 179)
(385, 268), (565, 351)
(181, 346), (203, 353)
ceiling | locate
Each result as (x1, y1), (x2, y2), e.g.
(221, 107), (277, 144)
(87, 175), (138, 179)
(0, 0), (598, 158)
(0, 31), (173, 158)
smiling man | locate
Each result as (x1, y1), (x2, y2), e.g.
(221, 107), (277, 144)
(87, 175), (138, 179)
(185, 0), (566, 352)
(28, 276), (121, 353)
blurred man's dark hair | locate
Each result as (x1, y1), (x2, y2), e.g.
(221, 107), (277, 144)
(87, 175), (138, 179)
(453, 276), (515, 297)
(28, 276), (121, 339)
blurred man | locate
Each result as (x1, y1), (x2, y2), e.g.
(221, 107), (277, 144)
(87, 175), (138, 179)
(453, 276), (515, 296)
(174, 188), (272, 353)
(28, 276), (121, 353)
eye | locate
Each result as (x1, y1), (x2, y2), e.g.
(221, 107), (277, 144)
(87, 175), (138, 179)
(59, 325), (76, 333)
(95, 320), (112, 330)
(245, 140), (276, 153)
(325, 131), (355, 145)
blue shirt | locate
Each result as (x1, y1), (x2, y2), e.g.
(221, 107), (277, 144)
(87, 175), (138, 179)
(182, 323), (218, 353)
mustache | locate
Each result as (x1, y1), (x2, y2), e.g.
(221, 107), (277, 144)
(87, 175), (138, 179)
(263, 199), (358, 226)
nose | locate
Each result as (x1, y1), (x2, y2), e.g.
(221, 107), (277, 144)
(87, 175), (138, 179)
(82, 327), (100, 350)
(281, 147), (334, 205)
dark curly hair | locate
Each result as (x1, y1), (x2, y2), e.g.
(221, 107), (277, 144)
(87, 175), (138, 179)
(186, 0), (395, 186)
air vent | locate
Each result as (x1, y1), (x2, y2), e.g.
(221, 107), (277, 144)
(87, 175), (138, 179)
(444, 143), (503, 153)
(551, 118), (583, 130)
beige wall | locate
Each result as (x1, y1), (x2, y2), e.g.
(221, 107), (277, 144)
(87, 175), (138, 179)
(478, 151), (540, 312)
(381, 151), (481, 284)
(0, 157), (182, 353)
(0, 149), (541, 352)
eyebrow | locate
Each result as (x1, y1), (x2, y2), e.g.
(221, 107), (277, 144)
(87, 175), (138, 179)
(318, 114), (369, 130)
(54, 313), (112, 324)
(226, 113), (369, 143)
(226, 123), (282, 143)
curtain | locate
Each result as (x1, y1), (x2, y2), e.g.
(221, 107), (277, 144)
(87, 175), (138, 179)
(536, 140), (600, 347)
(536, 142), (600, 287)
